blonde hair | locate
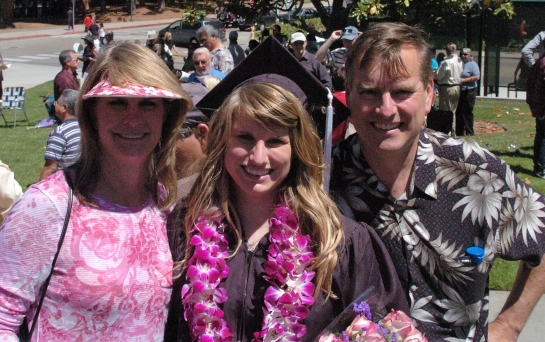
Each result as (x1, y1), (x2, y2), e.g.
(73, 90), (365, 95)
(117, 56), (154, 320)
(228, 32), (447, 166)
(201, 75), (222, 90)
(179, 82), (344, 298)
(72, 42), (190, 210)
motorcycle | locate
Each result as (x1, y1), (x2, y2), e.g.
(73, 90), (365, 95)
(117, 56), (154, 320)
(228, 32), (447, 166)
(217, 8), (246, 27)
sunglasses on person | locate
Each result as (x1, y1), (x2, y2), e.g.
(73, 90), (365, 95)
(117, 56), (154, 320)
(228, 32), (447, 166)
(291, 41), (304, 46)
(199, 37), (208, 44)
(194, 60), (208, 66)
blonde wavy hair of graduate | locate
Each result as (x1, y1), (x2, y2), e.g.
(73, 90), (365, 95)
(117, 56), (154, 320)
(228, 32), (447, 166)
(72, 42), (190, 211)
(181, 82), (344, 298)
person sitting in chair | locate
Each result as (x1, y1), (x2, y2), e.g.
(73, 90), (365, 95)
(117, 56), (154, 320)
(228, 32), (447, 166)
(39, 89), (81, 181)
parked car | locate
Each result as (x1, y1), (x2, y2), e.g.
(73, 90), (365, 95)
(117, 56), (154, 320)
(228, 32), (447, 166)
(278, 8), (319, 23)
(158, 19), (226, 47)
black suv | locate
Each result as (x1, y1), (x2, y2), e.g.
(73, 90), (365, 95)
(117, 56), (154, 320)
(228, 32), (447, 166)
(158, 19), (226, 46)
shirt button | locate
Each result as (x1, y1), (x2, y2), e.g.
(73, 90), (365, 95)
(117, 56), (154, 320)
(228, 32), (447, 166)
(406, 244), (414, 251)
(410, 285), (418, 292)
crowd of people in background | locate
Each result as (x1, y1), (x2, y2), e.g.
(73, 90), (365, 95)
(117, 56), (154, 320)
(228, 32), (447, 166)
(2, 15), (545, 342)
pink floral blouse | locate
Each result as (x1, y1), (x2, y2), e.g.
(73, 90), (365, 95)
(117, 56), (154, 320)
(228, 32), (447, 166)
(0, 172), (173, 341)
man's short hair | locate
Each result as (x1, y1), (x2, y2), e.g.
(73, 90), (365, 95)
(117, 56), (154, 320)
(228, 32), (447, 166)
(59, 49), (76, 66)
(193, 47), (211, 60)
(345, 22), (432, 91)
(59, 89), (79, 116)
(446, 42), (457, 55)
(196, 24), (218, 38)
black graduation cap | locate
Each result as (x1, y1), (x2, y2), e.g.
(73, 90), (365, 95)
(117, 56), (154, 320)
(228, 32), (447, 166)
(195, 36), (349, 139)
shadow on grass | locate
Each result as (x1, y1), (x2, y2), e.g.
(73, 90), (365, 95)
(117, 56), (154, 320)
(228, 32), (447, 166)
(489, 145), (535, 176)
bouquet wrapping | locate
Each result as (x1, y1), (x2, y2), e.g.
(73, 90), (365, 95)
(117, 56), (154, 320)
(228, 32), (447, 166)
(315, 287), (427, 342)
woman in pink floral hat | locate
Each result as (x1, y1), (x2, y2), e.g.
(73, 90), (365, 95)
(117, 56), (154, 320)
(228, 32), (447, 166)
(0, 42), (190, 341)
(164, 81), (409, 342)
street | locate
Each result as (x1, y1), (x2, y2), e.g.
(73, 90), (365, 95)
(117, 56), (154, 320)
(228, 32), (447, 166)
(1, 21), (535, 92)
(1, 23), (254, 90)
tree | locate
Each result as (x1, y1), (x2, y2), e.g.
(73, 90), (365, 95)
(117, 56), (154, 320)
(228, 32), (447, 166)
(1, 0), (14, 23)
(239, 0), (515, 35)
(347, 0), (514, 28)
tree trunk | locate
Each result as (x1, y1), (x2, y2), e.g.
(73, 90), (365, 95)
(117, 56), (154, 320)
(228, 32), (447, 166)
(82, 0), (90, 11)
(158, 0), (165, 12)
(1, 0), (14, 23)
(309, 0), (350, 34)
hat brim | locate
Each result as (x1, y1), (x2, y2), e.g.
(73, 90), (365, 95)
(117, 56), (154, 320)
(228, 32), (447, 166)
(82, 78), (183, 100)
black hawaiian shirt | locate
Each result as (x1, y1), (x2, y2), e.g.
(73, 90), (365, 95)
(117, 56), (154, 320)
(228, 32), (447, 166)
(330, 129), (545, 341)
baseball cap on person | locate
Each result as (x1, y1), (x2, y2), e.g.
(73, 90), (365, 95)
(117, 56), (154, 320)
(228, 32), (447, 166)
(340, 26), (359, 40)
(290, 32), (306, 43)
(461, 48), (472, 55)
(229, 31), (238, 40)
(106, 31), (114, 37)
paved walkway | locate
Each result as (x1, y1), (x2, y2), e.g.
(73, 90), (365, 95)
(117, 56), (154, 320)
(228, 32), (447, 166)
(489, 290), (544, 341)
(1, 19), (544, 339)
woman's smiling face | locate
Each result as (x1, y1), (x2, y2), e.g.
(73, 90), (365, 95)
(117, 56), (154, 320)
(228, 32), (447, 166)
(94, 97), (165, 166)
(224, 112), (292, 203)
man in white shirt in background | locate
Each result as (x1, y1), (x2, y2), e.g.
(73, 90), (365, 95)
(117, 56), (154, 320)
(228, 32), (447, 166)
(434, 42), (463, 136)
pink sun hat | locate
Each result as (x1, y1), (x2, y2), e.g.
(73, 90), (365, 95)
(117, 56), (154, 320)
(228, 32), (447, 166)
(82, 78), (183, 100)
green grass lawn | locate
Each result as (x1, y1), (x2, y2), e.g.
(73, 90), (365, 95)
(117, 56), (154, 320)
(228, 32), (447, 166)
(460, 97), (539, 291)
(0, 82), (539, 291)
(1, 81), (54, 188)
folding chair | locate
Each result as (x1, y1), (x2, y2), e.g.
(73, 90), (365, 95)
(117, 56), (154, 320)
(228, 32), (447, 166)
(1, 87), (29, 127)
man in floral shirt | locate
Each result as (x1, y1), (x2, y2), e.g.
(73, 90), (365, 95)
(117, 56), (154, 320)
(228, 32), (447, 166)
(331, 22), (545, 341)
(197, 25), (234, 74)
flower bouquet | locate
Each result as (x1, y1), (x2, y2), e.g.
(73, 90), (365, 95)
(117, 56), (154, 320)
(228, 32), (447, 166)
(315, 287), (427, 342)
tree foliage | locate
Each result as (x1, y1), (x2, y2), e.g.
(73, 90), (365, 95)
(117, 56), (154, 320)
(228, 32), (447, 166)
(226, 0), (515, 34)
(348, 0), (514, 26)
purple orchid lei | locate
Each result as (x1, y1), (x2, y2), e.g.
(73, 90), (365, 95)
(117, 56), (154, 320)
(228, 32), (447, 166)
(181, 203), (316, 342)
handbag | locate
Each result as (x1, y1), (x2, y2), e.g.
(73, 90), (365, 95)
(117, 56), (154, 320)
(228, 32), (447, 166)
(17, 172), (73, 341)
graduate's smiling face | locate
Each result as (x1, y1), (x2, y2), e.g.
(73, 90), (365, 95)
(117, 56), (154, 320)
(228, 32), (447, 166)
(224, 112), (292, 203)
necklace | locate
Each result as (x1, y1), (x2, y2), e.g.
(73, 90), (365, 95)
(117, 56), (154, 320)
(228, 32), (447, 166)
(246, 240), (258, 252)
(181, 202), (316, 341)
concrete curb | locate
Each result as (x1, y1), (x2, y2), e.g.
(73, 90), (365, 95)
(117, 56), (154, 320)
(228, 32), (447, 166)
(0, 21), (174, 41)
